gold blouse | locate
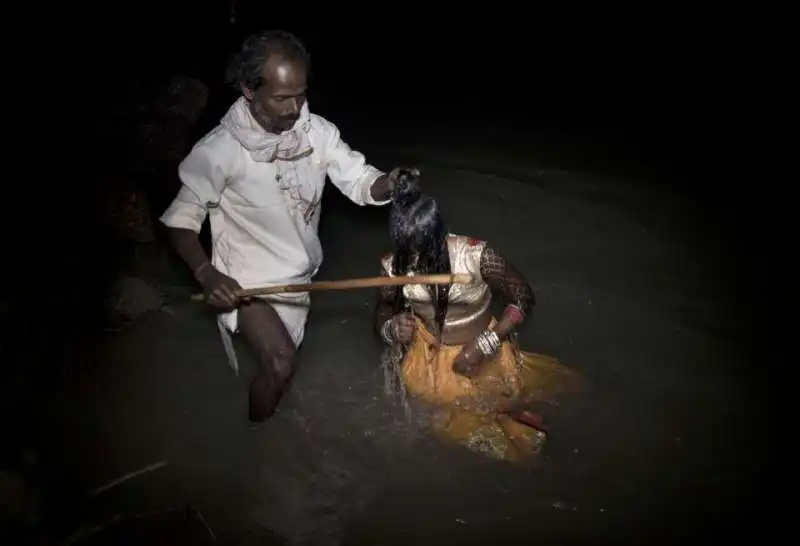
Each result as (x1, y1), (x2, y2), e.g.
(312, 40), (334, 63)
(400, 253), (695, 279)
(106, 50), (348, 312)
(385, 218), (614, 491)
(381, 234), (491, 329)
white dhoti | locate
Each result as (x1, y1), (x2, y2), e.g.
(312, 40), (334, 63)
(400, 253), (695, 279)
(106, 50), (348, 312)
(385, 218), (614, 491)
(159, 97), (390, 375)
(219, 293), (311, 348)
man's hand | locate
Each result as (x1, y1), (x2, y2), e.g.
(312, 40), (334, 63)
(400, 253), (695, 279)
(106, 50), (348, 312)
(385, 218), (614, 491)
(387, 167), (420, 193)
(197, 265), (244, 312)
(370, 167), (420, 202)
(388, 312), (417, 344)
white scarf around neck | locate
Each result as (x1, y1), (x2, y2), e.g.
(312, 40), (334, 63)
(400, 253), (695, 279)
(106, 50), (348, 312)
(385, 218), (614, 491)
(220, 97), (313, 163)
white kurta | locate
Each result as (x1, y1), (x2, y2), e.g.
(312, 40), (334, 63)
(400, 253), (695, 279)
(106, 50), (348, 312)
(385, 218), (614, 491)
(160, 98), (390, 347)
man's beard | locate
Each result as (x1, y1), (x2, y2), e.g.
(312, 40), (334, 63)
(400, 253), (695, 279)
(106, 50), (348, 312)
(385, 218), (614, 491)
(249, 100), (296, 134)
(276, 115), (298, 131)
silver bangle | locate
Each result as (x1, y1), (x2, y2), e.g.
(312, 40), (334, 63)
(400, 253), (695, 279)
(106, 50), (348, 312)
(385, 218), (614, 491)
(475, 330), (501, 358)
(380, 319), (395, 345)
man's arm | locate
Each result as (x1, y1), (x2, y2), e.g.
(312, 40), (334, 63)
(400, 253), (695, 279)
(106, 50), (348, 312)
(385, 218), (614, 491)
(317, 117), (392, 206)
(368, 173), (393, 203)
(159, 139), (229, 280)
(168, 228), (214, 282)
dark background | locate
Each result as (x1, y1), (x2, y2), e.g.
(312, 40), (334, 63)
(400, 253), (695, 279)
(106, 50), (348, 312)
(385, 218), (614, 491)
(57, 2), (741, 184)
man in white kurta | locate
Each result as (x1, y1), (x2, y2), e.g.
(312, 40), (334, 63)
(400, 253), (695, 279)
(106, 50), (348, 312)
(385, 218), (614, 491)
(159, 29), (399, 422)
(161, 98), (390, 345)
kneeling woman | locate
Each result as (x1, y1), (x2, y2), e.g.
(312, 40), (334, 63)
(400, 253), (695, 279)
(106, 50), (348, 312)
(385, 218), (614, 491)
(375, 170), (583, 464)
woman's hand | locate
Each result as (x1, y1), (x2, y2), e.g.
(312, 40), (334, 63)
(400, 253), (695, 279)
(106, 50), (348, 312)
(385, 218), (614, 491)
(454, 329), (502, 378)
(453, 339), (486, 378)
(382, 312), (417, 345)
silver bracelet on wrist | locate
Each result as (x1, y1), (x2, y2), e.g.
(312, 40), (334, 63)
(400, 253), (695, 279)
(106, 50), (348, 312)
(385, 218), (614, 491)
(380, 319), (395, 345)
(475, 329), (501, 358)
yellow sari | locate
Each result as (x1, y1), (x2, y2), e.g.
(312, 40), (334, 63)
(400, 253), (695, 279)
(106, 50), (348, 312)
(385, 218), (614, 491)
(398, 317), (582, 464)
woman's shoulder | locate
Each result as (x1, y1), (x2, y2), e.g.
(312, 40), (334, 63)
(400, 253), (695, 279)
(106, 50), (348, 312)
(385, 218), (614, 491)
(448, 233), (487, 249)
(447, 234), (488, 276)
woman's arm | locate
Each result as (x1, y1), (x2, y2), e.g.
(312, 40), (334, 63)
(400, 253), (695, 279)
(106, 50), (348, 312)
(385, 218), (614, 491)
(374, 268), (400, 340)
(479, 245), (535, 341)
(453, 244), (535, 376)
(373, 266), (417, 345)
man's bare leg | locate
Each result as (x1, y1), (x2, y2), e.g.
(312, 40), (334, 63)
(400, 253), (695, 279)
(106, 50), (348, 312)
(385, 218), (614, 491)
(238, 300), (298, 422)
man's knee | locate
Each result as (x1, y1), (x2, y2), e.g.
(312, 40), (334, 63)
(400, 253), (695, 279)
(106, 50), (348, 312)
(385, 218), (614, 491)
(237, 300), (298, 377)
(252, 337), (297, 382)
(273, 352), (296, 382)
(263, 326), (298, 380)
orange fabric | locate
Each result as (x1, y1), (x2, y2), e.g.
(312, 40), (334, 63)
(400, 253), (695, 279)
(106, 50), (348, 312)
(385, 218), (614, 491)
(401, 318), (583, 464)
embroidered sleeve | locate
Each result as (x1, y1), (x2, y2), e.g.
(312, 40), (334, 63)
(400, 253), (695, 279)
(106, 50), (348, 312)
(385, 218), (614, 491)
(317, 116), (387, 206)
(479, 245), (535, 316)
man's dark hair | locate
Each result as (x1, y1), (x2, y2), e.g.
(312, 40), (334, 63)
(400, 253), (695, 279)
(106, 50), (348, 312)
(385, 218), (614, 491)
(226, 30), (311, 92)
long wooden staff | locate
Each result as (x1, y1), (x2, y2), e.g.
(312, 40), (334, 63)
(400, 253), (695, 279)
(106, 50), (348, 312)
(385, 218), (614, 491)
(189, 273), (474, 303)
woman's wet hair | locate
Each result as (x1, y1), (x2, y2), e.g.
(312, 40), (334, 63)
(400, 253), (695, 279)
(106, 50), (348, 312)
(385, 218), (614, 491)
(389, 169), (451, 338)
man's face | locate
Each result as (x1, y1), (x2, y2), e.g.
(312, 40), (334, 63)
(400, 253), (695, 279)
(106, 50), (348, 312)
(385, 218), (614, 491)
(244, 55), (308, 134)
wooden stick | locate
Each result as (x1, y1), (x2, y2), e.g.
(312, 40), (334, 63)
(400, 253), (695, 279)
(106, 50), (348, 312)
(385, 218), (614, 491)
(189, 273), (474, 302)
